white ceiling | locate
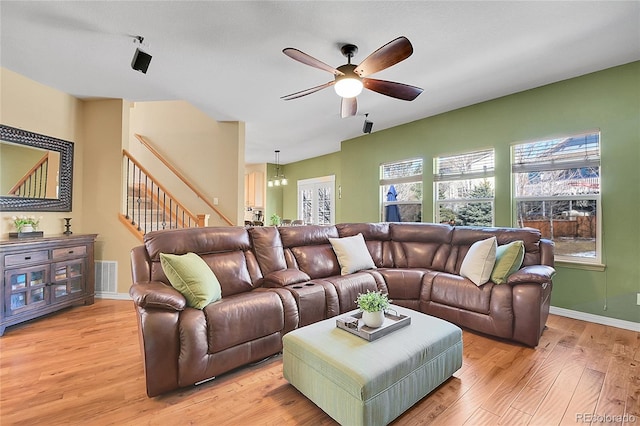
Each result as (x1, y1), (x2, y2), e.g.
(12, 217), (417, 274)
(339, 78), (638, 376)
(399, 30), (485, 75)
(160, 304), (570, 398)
(1, 1), (638, 165)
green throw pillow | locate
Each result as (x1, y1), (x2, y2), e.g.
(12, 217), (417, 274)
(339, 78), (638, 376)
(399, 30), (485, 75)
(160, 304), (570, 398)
(491, 240), (525, 284)
(160, 252), (222, 309)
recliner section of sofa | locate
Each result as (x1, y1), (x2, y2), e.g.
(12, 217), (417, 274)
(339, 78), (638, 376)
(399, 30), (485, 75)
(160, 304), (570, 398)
(130, 222), (555, 396)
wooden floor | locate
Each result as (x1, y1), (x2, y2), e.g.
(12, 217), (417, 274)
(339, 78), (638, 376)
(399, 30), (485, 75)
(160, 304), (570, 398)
(0, 300), (638, 425)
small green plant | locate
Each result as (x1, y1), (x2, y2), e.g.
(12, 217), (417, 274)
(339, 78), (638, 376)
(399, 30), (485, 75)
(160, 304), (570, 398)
(10, 215), (42, 232)
(270, 213), (281, 226)
(355, 290), (390, 313)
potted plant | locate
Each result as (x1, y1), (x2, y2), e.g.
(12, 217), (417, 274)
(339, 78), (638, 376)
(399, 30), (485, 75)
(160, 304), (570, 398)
(270, 213), (281, 226)
(11, 215), (41, 233)
(355, 290), (390, 328)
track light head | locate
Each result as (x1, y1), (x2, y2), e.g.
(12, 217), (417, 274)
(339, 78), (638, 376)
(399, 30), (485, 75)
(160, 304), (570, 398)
(363, 113), (373, 134)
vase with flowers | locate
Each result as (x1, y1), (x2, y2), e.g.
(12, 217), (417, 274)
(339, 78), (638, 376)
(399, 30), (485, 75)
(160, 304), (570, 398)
(355, 290), (390, 328)
(11, 215), (42, 233)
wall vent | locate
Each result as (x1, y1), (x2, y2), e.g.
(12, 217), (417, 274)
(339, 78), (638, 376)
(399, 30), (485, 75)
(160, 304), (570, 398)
(95, 261), (118, 295)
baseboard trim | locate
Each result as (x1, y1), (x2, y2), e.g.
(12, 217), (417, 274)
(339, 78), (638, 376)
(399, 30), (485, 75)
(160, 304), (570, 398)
(96, 292), (132, 301)
(550, 306), (639, 332)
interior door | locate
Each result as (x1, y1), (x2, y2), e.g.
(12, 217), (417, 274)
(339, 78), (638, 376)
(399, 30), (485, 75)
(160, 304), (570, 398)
(297, 175), (335, 225)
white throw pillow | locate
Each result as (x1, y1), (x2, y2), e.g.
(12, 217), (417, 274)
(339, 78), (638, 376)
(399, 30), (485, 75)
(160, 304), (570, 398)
(460, 236), (497, 286)
(329, 233), (377, 275)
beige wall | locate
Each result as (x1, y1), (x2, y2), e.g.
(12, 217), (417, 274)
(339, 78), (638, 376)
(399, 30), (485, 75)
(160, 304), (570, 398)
(2, 68), (246, 295)
(128, 101), (245, 226)
(82, 99), (141, 293)
(0, 68), (84, 235)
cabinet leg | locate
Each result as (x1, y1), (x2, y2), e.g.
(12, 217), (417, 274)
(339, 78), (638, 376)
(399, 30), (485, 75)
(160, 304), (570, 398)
(0, 326), (5, 336)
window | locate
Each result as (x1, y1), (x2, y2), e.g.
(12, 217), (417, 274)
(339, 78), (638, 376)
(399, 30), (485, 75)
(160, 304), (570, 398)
(297, 175), (335, 225)
(512, 131), (601, 264)
(380, 158), (423, 222)
(435, 149), (495, 226)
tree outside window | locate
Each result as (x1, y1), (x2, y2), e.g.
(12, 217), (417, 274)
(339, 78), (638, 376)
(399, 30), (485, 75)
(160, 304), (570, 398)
(512, 132), (601, 264)
(435, 149), (495, 226)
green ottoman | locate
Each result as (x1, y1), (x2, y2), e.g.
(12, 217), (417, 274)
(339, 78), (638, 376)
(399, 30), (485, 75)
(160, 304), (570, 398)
(283, 305), (463, 426)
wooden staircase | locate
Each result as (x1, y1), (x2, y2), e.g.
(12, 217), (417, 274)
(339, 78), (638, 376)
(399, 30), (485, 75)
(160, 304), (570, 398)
(120, 134), (234, 241)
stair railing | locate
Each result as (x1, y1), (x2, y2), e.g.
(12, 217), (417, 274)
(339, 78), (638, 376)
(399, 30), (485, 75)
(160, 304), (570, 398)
(8, 153), (49, 197)
(122, 149), (206, 237)
(134, 134), (233, 226)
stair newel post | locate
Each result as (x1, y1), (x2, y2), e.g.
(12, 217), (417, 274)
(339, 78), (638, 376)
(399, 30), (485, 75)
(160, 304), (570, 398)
(197, 214), (209, 227)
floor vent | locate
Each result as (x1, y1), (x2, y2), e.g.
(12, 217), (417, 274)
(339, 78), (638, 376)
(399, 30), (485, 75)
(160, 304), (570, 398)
(95, 261), (118, 295)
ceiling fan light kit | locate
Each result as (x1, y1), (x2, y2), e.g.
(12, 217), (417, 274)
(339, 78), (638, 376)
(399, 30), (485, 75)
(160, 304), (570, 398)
(334, 65), (363, 98)
(282, 36), (423, 118)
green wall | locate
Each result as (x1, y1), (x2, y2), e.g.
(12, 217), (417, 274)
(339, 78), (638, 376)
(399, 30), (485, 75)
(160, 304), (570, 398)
(280, 61), (640, 323)
(279, 151), (342, 221)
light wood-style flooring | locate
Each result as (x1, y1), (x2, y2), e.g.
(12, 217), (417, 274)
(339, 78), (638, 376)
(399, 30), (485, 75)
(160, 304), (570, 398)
(0, 300), (638, 425)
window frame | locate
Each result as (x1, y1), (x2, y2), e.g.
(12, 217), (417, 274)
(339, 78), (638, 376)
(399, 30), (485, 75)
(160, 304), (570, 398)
(379, 157), (423, 223)
(511, 130), (602, 266)
(434, 148), (496, 226)
(297, 175), (335, 225)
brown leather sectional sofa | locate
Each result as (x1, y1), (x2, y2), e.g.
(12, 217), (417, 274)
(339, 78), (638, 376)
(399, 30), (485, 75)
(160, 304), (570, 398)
(130, 222), (555, 396)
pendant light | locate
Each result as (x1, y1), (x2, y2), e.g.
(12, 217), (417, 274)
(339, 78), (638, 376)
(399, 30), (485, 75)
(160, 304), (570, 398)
(268, 150), (288, 187)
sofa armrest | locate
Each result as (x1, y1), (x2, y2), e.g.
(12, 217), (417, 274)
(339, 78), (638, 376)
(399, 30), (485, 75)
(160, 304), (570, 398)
(130, 281), (186, 311)
(507, 265), (556, 285)
(263, 268), (311, 287)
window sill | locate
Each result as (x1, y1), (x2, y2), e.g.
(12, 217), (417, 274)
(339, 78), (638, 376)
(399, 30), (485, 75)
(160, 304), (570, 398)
(555, 260), (606, 272)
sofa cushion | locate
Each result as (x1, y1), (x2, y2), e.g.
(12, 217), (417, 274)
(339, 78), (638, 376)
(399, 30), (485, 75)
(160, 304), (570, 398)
(160, 252), (222, 309)
(431, 272), (494, 314)
(376, 268), (426, 301)
(316, 272), (380, 313)
(491, 240), (525, 284)
(291, 245), (341, 279)
(329, 233), (377, 275)
(389, 223), (453, 270)
(204, 291), (285, 353)
(460, 236), (497, 286)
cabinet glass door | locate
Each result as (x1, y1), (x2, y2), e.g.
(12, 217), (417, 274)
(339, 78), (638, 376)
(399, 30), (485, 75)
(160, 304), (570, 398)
(5, 266), (49, 316)
(51, 259), (85, 302)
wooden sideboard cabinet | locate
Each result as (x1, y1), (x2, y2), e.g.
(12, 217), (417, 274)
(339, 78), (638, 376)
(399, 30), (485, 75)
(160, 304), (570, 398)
(0, 234), (97, 336)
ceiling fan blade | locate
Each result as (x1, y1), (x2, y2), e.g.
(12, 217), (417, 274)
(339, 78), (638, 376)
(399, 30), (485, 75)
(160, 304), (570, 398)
(283, 48), (344, 76)
(340, 97), (357, 118)
(281, 81), (335, 100)
(363, 78), (423, 101)
(354, 36), (414, 77)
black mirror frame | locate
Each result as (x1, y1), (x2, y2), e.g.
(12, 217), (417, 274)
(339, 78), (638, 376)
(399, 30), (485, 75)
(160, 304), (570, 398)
(0, 124), (74, 212)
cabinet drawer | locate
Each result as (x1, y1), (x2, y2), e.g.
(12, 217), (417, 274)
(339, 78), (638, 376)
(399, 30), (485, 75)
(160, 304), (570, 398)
(52, 246), (87, 259)
(5, 250), (49, 267)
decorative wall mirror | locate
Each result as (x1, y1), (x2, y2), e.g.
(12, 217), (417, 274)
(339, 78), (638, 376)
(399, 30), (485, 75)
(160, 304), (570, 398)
(0, 125), (73, 211)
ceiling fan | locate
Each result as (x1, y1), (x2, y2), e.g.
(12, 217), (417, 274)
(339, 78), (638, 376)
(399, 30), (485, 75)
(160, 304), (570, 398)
(281, 36), (423, 118)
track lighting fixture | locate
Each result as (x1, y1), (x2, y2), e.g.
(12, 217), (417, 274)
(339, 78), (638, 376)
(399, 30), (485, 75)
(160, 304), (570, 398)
(363, 113), (373, 134)
(131, 36), (152, 74)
